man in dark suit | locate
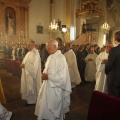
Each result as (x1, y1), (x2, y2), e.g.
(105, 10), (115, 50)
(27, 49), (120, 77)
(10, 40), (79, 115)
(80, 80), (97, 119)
(83, 43), (90, 57)
(105, 31), (120, 97)
(76, 44), (86, 82)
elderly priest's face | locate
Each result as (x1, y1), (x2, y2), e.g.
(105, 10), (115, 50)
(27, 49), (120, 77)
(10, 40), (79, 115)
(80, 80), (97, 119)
(46, 41), (57, 54)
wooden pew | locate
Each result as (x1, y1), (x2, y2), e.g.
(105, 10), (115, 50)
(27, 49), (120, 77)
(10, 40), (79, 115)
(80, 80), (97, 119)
(87, 91), (120, 120)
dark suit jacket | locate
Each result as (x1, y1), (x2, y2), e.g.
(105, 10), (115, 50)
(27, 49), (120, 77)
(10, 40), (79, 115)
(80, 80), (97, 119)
(18, 48), (22, 57)
(105, 44), (120, 87)
(76, 50), (86, 69)
(83, 49), (89, 57)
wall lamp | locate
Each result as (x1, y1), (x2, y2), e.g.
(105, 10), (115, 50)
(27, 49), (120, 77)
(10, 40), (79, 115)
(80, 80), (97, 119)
(61, 25), (67, 33)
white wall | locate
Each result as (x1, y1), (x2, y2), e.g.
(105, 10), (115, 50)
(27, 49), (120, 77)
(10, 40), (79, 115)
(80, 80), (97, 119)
(51, 0), (66, 40)
(29, 0), (120, 46)
(29, 0), (66, 44)
(29, 0), (50, 44)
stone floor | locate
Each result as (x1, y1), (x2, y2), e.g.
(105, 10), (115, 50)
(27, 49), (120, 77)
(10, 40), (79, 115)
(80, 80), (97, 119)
(0, 68), (95, 120)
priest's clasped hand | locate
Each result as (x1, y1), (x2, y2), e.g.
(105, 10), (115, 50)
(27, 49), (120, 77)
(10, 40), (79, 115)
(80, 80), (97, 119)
(42, 73), (48, 80)
(101, 59), (107, 64)
(88, 58), (92, 61)
(20, 64), (25, 68)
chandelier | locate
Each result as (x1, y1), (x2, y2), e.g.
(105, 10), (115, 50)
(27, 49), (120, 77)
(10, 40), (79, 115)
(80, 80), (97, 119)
(101, 22), (110, 45)
(101, 22), (110, 31)
(49, 19), (58, 30)
(76, 0), (102, 18)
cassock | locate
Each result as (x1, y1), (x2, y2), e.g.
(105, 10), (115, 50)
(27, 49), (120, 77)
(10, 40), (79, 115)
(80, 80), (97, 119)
(64, 49), (81, 88)
(35, 50), (71, 120)
(85, 52), (98, 82)
(95, 51), (108, 93)
(21, 48), (41, 104)
(0, 103), (12, 120)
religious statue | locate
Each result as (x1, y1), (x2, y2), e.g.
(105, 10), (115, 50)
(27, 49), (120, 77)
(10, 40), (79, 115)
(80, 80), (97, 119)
(7, 12), (14, 35)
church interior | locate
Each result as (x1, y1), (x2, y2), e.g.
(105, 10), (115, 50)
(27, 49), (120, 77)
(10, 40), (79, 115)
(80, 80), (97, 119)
(0, 0), (120, 120)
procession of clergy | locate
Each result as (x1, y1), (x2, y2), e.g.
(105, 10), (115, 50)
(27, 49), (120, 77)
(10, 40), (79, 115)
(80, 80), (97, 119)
(1, 33), (119, 120)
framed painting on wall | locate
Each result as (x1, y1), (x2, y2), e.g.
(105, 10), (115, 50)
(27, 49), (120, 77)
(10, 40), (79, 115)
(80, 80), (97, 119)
(37, 25), (43, 34)
(92, 32), (98, 44)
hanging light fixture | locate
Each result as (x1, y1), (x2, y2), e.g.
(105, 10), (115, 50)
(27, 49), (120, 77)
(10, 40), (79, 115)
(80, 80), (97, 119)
(101, 22), (110, 45)
(101, 22), (110, 33)
(49, 19), (58, 30)
(101, 1), (110, 45)
(49, 0), (59, 31)
(101, 0), (110, 33)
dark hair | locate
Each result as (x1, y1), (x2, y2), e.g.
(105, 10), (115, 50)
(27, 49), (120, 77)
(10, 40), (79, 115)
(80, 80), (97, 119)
(30, 40), (35, 44)
(40, 44), (45, 50)
(66, 43), (71, 47)
(84, 43), (89, 49)
(94, 44), (98, 47)
(79, 44), (84, 50)
(115, 31), (120, 42)
(89, 46), (94, 51)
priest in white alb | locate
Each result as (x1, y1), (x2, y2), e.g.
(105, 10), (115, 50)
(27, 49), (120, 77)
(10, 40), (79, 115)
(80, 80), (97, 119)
(95, 44), (113, 93)
(35, 40), (71, 120)
(20, 40), (41, 105)
(85, 46), (98, 82)
(64, 43), (81, 88)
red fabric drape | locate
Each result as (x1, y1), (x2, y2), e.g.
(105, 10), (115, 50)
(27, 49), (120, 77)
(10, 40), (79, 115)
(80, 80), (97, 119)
(87, 91), (120, 120)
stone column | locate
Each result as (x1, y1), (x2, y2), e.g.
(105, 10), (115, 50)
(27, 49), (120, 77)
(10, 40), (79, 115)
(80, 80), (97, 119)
(66, 0), (70, 42)
(25, 8), (28, 41)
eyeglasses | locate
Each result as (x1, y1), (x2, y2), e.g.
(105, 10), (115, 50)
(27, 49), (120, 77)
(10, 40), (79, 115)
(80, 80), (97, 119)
(46, 45), (54, 48)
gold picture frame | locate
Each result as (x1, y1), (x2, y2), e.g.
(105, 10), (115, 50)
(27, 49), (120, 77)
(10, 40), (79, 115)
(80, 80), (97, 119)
(37, 25), (43, 34)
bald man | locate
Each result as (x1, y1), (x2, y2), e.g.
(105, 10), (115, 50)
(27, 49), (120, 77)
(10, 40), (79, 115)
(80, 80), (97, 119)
(35, 40), (71, 120)
(64, 43), (81, 88)
(20, 40), (41, 105)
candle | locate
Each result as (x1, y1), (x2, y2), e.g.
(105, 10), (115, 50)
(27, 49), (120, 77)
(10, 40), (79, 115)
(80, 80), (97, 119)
(1, 32), (2, 39)
(6, 35), (7, 40)
(19, 34), (20, 40)
(26, 32), (27, 41)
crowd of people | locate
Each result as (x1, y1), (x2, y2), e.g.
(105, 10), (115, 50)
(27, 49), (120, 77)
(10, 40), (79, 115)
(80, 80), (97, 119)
(1, 31), (120, 120)
(3, 43), (28, 61)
